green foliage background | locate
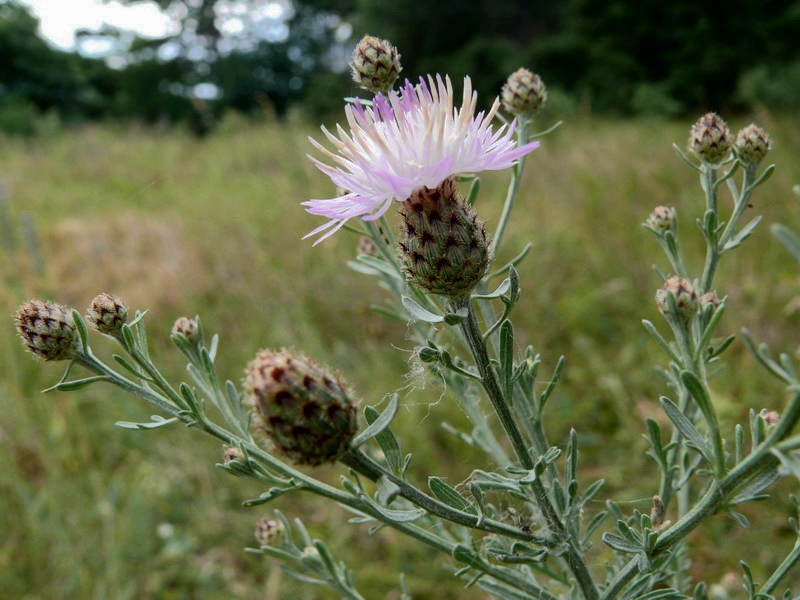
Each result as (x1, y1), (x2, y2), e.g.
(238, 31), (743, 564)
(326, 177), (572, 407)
(1, 108), (800, 597)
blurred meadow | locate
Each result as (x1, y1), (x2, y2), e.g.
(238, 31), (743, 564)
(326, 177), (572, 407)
(1, 108), (800, 598)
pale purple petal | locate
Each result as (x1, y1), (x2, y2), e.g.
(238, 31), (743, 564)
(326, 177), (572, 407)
(304, 74), (539, 242)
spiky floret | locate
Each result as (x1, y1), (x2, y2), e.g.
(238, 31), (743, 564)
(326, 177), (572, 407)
(398, 177), (490, 298)
(304, 74), (539, 243)
(245, 349), (358, 466)
(15, 299), (79, 361)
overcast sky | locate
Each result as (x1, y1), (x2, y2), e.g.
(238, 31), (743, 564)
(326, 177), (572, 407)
(21, 0), (174, 49)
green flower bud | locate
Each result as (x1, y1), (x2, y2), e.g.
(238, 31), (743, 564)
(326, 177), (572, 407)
(87, 293), (128, 335)
(15, 300), (79, 361)
(245, 349), (359, 466)
(655, 276), (698, 321)
(255, 517), (285, 547)
(350, 35), (402, 94)
(501, 68), (547, 118)
(398, 177), (491, 299)
(645, 206), (677, 235)
(687, 112), (732, 165)
(734, 124), (772, 166)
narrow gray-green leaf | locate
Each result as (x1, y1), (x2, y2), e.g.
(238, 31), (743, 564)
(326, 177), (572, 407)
(659, 396), (713, 464)
(352, 394), (399, 448)
(428, 477), (476, 514)
(401, 296), (444, 323)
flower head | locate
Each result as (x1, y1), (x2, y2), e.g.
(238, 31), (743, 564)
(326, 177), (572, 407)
(245, 349), (359, 466)
(687, 112), (731, 165)
(15, 300), (79, 361)
(87, 293), (128, 336)
(304, 75), (539, 243)
(734, 124), (772, 166)
(502, 68), (547, 118)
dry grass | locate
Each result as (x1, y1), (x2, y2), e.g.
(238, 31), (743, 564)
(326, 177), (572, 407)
(1, 112), (799, 598)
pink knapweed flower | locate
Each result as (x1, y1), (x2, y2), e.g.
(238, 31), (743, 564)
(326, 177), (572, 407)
(303, 74), (540, 243)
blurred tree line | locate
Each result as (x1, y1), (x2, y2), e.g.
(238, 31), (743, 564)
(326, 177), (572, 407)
(1, 0), (799, 134)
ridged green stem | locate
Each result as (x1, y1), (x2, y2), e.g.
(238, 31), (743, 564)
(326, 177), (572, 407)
(455, 296), (533, 469)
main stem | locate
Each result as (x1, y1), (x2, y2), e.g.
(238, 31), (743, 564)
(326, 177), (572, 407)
(455, 296), (533, 469)
(454, 296), (600, 600)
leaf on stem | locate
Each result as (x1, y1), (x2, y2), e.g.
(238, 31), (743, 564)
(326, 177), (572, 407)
(401, 296), (444, 323)
(44, 374), (109, 392)
(363, 403), (405, 476)
(659, 396), (714, 464)
(115, 415), (179, 430)
(428, 477), (477, 514)
(352, 394), (399, 448)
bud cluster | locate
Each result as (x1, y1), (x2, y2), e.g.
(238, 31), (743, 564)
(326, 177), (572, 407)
(501, 68), (547, 118)
(398, 178), (490, 299)
(245, 349), (359, 466)
(15, 300), (79, 362)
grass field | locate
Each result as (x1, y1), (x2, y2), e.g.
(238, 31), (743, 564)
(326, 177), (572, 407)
(1, 109), (800, 599)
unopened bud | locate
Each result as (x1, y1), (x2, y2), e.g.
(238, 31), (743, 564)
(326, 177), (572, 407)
(255, 517), (285, 546)
(501, 68), (547, 118)
(398, 177), (491, 299)
(350, 35), (401, 94)
(223, 446), (245, 464)
(417, 346), (440, 363)
(646, 206), (677, 235)
(688, 112), (732, 165)
(760, 409), (780, 426)
(245, 349), (359, 466)
(734, 124), (772, 166)
(87, 293), (128, 335)
(15, 300), (79, 361)
(171, 317), (199, 342)
(656, 276), (698, 321)
(699, 291), (721, 312)
(357, 236), (378, 257)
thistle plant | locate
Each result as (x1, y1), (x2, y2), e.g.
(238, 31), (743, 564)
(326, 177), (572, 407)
(13, 35), (800, 599)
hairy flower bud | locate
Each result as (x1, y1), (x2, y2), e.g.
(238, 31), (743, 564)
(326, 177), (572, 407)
(688, 112), (732, 165)
(734, 124), (772, 165)
(255, 517), (285, 546)
(87, 293), (128, 335)
(646, 206), (677, 235)
(357, 236), (378, 257)
(398, 177), (491, 298)
(699, 291), (721, 312)
(171, 316), (199, 342)
(656, 276), (699, 321)
(350, 35), (401, 94)
(501, 68), (547, 118)
(245, 349), (359, 466)
(15, 300), (79, 361)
